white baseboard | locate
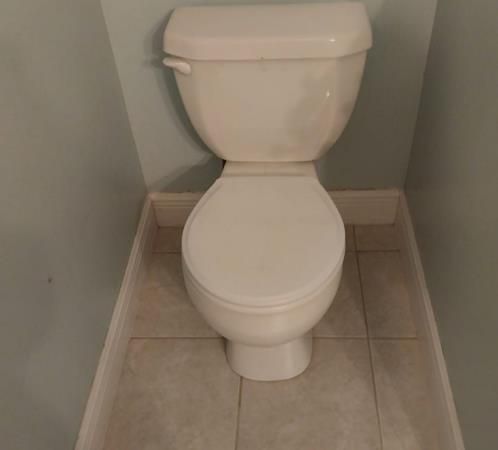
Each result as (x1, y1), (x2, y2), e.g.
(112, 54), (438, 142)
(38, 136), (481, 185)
(331, 189), (399, 225)
(396, 193), (465, 450)
(150, 192), (203, 227)
(75, 197), (157, 450)
(150, 189), (400, 226)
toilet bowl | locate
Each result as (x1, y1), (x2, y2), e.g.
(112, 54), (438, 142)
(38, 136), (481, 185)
(163, 3), (372, 380)
(182, 163), (344, 380)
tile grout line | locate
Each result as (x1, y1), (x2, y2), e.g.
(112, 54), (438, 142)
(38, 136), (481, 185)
(369, 336), (418, 341)
(129, 335), (418, 341)
(314, 336), (368, 340)
(314, 335), (417, 340)
(233, 377), (243, 450)
(152, 248), (400, 257)
(130, 336), (221, 340)
(356, 249), (400, 254)
(353, 226), (385, 450)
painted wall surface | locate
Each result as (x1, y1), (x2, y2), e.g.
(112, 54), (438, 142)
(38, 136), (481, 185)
(405, 0), (498, 448)
(101, 0), (437, 191)
(0, 1), (146, 449)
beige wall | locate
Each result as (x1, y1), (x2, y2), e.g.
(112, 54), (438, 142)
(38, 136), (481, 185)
(0, 0), (145, 448)
(405, 0), (498, 448)
(101, 0), (437, 191)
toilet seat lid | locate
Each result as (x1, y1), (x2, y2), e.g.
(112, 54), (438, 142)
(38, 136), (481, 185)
(182, 176), (345, 308)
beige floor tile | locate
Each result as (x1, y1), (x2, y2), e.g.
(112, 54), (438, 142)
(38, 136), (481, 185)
(133, 284), (218, 337)
(355, 225), (399, 251)
(359, 252), (416, 337)
(313, 253), (366, 337)
(104, 339), (240, 450)
(371, 340), (439, 450)
(154, 227), (182, 253)
(145, 253), (183, 289)
(346, 225), (356, 251)
(134, 254), (217, 337)
(237, 339), (381, 450)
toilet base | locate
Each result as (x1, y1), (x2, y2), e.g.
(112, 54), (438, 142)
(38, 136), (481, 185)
(226, 333), (312, 381)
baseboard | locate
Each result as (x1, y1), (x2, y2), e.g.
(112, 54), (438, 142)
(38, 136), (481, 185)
(331, 189), (399, 225)
(150, 189), (400, 226)
(150, 192), (203, 227)
(396, 193), (465, 450)
(75, 197), (157, 450)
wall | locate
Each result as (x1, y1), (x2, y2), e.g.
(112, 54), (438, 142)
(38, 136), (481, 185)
(101, 0), (437, 191)
(0, 1), (146, 449)
(405, 0), (498, 448)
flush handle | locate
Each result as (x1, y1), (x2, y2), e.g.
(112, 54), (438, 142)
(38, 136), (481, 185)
(162, 57), (191, 75)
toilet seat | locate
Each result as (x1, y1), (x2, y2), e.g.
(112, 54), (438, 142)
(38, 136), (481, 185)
(182, 176), (345, 309)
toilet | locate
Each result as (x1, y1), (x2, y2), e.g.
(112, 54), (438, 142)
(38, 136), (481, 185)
(163, 2), (372, 381)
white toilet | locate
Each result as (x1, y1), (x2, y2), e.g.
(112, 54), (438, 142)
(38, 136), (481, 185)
(163, 2), (372, 381)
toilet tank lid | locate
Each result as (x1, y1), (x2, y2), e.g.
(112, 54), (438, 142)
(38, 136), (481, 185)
(163, 3), (372, 61)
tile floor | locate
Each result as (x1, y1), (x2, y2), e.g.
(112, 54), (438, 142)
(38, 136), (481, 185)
(104, 225), (439, 450)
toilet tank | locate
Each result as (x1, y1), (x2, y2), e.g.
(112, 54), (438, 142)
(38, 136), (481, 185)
(163, 3), (372, 162)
